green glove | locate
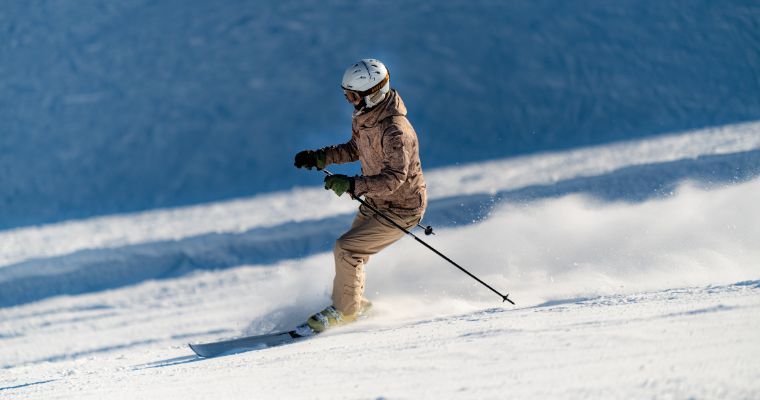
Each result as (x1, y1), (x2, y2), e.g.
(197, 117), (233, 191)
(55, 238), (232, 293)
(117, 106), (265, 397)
(324, 174), (355, 197)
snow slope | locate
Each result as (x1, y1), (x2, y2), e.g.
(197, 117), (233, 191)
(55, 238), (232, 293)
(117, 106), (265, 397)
(3, 1), (760, 228)
(3, 279), (759, 399)
(1, 124), (760, 398)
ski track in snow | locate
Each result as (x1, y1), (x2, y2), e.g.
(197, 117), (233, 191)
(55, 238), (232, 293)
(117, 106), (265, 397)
(1, 123), (760, 398)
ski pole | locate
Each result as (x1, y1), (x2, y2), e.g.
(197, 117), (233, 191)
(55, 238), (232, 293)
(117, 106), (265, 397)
(323, 169), (515, 305)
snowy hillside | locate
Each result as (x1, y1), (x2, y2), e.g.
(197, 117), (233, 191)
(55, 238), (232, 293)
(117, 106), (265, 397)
(2, 1), (760, 228)
(2, 123), (759, 399)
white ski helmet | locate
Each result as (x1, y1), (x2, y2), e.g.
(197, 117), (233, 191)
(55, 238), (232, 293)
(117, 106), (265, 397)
(341, 59), (390, 109)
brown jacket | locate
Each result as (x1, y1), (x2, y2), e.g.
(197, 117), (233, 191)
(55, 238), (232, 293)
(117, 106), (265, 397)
(322, 89), (426, 217)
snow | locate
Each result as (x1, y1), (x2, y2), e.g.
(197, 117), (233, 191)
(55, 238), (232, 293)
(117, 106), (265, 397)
(3, 1), (760, 229)
(1, 123), (760, 398)
(2, 276), (759, 399)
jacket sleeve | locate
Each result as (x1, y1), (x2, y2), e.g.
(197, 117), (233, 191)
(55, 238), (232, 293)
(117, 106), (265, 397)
(353, 126), (409, 197)
(322, 135), (359, 165)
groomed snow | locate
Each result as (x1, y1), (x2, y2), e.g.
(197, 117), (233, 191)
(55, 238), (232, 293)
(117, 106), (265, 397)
(2, 271), (759, 399)
(1, 125), (759, 399)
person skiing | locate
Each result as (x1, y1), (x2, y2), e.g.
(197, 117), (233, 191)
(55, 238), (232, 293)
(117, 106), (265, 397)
(294, 59), (427, 332)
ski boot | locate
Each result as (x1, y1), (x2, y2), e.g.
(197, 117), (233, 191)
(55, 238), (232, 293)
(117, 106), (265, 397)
(306, 300), (372, 333)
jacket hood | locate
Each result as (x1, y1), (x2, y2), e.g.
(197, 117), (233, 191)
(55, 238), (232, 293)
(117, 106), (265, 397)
(353, 89), (407, 128)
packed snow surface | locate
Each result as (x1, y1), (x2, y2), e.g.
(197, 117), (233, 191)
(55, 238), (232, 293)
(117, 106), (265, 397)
(1, 124), (759, 399)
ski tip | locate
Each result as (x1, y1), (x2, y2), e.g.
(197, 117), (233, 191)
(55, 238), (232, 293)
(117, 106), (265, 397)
(188, 343), (209, 358)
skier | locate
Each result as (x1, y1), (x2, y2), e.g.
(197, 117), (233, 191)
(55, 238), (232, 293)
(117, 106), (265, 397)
(294, 59), (427, 332)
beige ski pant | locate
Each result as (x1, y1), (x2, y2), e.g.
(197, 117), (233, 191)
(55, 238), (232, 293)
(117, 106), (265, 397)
(332, 206), (422, 316)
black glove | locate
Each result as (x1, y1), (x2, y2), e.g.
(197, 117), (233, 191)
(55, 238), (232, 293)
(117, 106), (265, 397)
(324, 174), (355, 197)
(294, 150), (326, 170)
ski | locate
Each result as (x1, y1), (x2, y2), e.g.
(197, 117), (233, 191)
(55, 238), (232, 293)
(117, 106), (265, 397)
(189, 324), (316, 358)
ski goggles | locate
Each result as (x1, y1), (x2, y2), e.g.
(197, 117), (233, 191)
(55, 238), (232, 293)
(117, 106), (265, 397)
(343, 89), (362, 104)
(342, 72), (390, 104)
